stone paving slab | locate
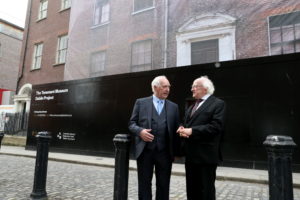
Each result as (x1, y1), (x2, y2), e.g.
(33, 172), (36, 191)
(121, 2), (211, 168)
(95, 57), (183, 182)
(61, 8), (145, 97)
(1, 145), (300, 188)
(1, 155), (300, 200)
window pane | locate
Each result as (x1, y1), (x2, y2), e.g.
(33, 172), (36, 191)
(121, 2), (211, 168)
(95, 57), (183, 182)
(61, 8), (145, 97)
(94, 0), (109, 25)
(144, 64), (151, 71)
(62, 0), (71, 9)
(68, 0), (71, 7)
(270, 28), (281, 43)
(131, 40), (152, 71)
(94, 1), (101, 25)
(191, 39), (218, 65)
(94, 7), (100, 25)
(59, 50), (66, 63)
(296, 42), (300, 52)
(33, 43), (43, 69)
(57, 35), (68, 63)
(132, 46), (138, 55)
(282, 25), (294, 42)
(101, 4), (110, 23)
(269, 12), (300, 55)
(61, 0), (65, 9)
(144, 41), (151, 50)
(134, 0), (153, 12)
(38, 6), (42, 19)
(36, 45), (40, 56)
(42, 1), (48, 10)
(137, 53), (144, 65)
(36, 57), (42, 68)
(144, 51), (151, 63)
(61, 36), (68, 49)
(132, 54), (138, 65)
(90, 51), (106, 76)
(134, 0), (142, 11)
(131, 66), (138, 72)
(296, 24), (300, 39)
(37, 44), (43, 56)
(271, 45), (281, 55)
(282, 43), (294, 54)
(39, 0), (48, 19)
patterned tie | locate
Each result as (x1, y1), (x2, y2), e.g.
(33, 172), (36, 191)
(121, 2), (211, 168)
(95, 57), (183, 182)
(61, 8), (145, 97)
(190, 99), (203, 117)
(157, 100), (163, 115)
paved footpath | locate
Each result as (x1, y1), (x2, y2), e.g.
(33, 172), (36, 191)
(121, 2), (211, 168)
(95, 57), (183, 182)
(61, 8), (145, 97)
(1, 155), (300, 200)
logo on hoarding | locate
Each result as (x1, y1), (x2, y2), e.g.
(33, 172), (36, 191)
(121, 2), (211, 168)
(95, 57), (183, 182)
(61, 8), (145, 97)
(57, 132), (76, 141)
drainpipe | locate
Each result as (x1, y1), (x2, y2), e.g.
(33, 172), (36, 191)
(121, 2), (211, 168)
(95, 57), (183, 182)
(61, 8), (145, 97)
(163, 0), (169, 68)
(16, 0), (32, 93)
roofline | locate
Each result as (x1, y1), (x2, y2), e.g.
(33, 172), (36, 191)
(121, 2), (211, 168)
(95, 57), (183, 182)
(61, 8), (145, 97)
(0, 18), (24, 31)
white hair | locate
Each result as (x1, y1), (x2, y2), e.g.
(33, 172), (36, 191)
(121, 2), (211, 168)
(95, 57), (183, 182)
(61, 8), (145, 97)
(151, 75), (167, 93)
(196, 76), (215, 95)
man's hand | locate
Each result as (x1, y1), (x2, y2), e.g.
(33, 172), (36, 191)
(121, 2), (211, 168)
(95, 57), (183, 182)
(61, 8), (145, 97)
(176, 126), (184, 133)
(139, 129), (154, 142)
(177, 126), (192, 138)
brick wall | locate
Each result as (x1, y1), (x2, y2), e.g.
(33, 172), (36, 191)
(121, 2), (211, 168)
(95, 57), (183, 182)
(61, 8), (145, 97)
(18, 0), (70, 90)
(65, 0), (166, 80)
(167, 0), (300, 67)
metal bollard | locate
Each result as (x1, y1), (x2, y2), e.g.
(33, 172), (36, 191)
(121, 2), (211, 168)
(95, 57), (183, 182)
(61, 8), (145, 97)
(113, 134), (131, 200)
(0, 132), (4, 149)
(263, 135), (297, 200)
(30, 131), (52, 199)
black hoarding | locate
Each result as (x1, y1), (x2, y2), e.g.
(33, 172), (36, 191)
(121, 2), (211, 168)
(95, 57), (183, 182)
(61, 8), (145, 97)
(27, 53), (300, 170)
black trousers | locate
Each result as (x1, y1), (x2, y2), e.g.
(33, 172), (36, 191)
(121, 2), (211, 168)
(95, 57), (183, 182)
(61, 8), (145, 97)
(185, 162), (217, 200)
(137, 148), (172, 200)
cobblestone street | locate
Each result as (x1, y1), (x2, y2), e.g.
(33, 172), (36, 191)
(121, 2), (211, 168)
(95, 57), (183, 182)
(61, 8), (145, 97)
(1, 155), (300, 200)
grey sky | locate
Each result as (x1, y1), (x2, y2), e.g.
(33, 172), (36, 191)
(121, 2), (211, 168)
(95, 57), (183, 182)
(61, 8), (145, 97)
(0, 0), (28, 27)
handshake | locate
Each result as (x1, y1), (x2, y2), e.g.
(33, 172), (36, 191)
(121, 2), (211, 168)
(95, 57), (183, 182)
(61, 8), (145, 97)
(176, 126), (192, 138)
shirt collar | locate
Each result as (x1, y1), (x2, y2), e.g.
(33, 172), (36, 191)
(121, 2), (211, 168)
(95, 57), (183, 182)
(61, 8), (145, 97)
(201, 94), (211, 101)
(153, 95), (165, 103)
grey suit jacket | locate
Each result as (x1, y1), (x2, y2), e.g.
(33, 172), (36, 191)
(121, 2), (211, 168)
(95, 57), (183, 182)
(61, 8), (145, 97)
(128, 96), (180, 159)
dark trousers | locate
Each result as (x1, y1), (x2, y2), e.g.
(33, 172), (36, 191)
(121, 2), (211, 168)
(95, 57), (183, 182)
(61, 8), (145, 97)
(137, 148), (172, 200)
(185, 162), (217, 200)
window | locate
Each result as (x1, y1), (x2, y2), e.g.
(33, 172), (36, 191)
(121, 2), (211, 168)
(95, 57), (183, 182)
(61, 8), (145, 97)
(56, 35), (68, 64)
(38, 0), (48, 20)
(131, 40), (152, 72)
(61, 0), (71, 10)
(90, 51), (106, 77)
(191, 39), (219, 65)
(269, 11), (300, 55)
(176, 14), (236, 66)
(93, 0), (110, 26)
(134, 0), (153, 13)
(32, 43), (43, 70)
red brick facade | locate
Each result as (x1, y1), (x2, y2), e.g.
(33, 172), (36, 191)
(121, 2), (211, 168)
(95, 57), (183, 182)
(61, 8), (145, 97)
(167, 0), (300, 67)
(17, 0), (70, 90)
(17, 0), (300, 85)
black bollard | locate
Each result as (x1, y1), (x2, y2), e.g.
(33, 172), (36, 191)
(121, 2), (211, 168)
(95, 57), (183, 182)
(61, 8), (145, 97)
(113, 134), (131, 200)
(263, 135), (297, 200)
(30, 131), (52, 199)
(0, 132), (4, 149)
